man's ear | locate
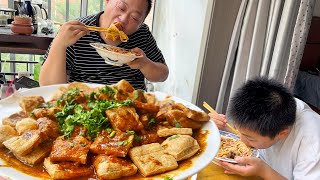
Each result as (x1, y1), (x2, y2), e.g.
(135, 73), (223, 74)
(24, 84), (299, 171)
(277, 128), (290, 140)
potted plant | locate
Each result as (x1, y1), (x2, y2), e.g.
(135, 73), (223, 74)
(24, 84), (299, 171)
(11, 15), (33, 35)
(13, 15), (32, 25)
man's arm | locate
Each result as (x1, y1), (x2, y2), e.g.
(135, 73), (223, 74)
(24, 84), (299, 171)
(127, 48), (169, 82)
(39, 20), (89, 86)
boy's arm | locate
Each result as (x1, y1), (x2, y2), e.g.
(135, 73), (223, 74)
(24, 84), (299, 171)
(218, 157), (287, 180)
(260, 164), (287, 180)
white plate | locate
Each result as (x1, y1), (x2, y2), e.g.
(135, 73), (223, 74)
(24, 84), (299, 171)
(90, 42), (143, 66)
(0, 84), (220, 180)
(214, 130), (259, 163)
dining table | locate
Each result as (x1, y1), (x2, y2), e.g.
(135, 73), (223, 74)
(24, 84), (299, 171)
(196, 162), (261, 180)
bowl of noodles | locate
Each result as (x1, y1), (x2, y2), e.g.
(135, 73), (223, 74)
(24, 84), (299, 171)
(90, 42), (143, 66)
(215, 130), (259, 163)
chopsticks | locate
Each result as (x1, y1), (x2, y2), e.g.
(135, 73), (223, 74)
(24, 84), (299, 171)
(203, 101), (241, 136)
(54, 21), (108, 32)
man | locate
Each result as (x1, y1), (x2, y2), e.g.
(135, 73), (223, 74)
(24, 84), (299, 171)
(39, 0), (168, 90)
(210, 77), (320, 180)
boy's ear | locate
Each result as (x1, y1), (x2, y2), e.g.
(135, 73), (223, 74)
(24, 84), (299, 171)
(277, 128), (290, 140)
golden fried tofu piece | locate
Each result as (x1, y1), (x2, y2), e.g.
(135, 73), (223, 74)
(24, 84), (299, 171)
(161, 135), (200, 161)
(2, 111), (28, 127)
(15, 142), (52, 165)
(44, 157), (93, 179)
(65, 82), (92, 94)
(31, 107), (60, 120)
(174, 103), (210, 122)
(134, 100), (159, 115)
(0, 125), (18, 147)
(129, 143), (178, 177)
(144, 92), (156, 104)
(3, 130), (42, 156)
(166, 110), (203, 129)
(106, 106), (143, 132)
(157, 128), (193, 137)
(19, 96), (45, 114)
(93, 155), (137, 180)
(50, 136), (91, 164)
(113, 79), (135, 94)
(15, 118), (38, 135)
(37, 117), (60, 140)
(90, 130), (133, 157)
(129, 143), (163, 157)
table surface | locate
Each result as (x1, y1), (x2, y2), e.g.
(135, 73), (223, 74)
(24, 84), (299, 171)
(0, 26), (54, 54)
(196, 162), (261, 180)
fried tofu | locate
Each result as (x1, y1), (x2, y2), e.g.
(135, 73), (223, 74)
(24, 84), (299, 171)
(19, 96), (45, 114)
(3, 130), (42, 156)
(15, 142), (52, 165)
(90, 130), (134, 157)
(44, 157), (93, 179)
(15, 118), (38, 135)
(2, 111), (28, 127)
(0, 125), (18, 147)
(174, 103), (210, 122)
(157, 128), (193, 137)
(37, 117), (60, 140)
(129, 143), (178, 177)
(113, 79), (134, 94)
(93, 155), (137, 179)
(50, 136), (91, 164)
(161, 135), (200, 161)
(105, 106), (143, 132)
(166, 110), (203, 129)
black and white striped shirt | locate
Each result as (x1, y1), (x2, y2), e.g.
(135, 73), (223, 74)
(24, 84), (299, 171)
(43, 12), (165, 90)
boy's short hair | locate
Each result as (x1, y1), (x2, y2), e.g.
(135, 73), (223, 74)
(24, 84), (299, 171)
(227, 77), (296, 139)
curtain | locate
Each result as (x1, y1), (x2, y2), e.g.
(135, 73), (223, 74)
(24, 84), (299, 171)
(216, 0), (316, 113)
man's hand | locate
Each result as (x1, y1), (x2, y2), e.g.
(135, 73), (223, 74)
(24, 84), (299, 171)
(54, 20), (89, 49)
(218, 157), (266, 177)
(126, 47), (148, 69)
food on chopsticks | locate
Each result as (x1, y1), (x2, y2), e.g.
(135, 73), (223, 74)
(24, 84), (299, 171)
(0, 79), (210, 179)
(217, 136), (253, 159)
(105, 22), (129, 42)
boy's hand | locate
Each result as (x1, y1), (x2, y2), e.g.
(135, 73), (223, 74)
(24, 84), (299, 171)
(218, 157), (267, 177)
(208, 113), (227, 130)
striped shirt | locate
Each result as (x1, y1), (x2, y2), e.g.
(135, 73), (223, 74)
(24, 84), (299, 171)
(43, 12), (165, 90)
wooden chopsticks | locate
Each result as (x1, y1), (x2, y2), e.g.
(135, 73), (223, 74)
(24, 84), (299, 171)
(203, 101), (241, 136)
(54, 21), (108, 32)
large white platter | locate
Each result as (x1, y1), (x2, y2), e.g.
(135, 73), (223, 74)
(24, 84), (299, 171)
(0, 84), (220, 180)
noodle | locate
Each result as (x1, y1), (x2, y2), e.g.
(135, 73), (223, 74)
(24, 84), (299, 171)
(217, 136), (253, 159)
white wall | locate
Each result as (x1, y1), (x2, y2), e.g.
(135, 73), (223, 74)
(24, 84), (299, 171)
(314, 0), (320, 17)
(152, 0), (209, 102)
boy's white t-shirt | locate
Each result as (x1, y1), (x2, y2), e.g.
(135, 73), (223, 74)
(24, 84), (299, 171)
(259, 98), (320, 180)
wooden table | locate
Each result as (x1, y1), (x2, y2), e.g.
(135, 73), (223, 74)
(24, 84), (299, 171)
(196, 162), (261, 180)
(0, 26), (54, 55)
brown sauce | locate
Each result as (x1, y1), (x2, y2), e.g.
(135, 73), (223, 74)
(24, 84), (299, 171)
(0, 130), (209, 179)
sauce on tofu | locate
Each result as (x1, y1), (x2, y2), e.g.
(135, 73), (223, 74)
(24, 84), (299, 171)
(0, 130), (209, 179)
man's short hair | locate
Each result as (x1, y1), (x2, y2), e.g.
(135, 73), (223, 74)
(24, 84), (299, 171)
(227, 77), (296, 139)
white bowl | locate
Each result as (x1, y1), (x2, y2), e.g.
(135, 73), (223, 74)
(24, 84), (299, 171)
(214, 130), (259, 163)
(90, 42), (143, 66)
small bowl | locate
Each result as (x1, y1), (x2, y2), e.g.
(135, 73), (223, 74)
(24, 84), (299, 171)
(214, 130), (259, 163)
(90, 42), (143, 66)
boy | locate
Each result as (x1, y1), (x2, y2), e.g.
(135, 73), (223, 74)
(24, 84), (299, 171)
(210, 78), (320, 180)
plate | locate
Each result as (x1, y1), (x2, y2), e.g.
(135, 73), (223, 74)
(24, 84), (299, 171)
(90, 42), (143, 66)
(214, 130), (259, 163)
(0, 84), (220, 180)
